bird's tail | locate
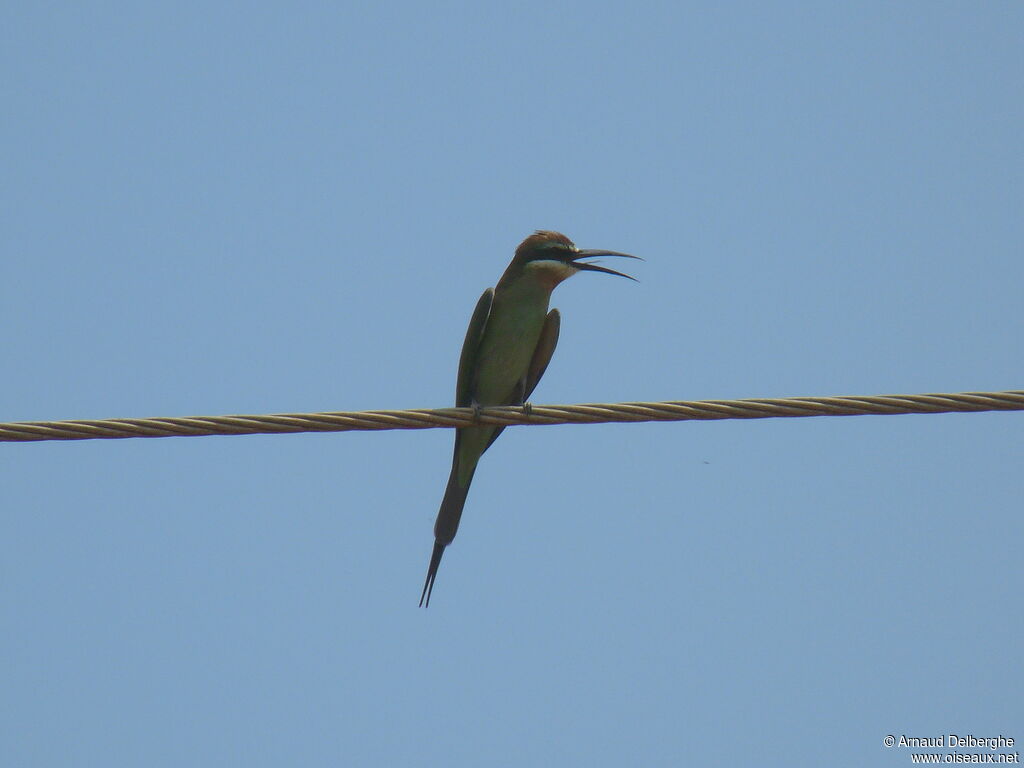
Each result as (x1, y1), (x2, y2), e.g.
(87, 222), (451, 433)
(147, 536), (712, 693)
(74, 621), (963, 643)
(419, 463), (474, 608)
(419, 541), (446, 608)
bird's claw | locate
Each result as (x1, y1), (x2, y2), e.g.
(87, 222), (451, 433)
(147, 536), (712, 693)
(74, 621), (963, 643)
(522, 402), (533, 418)
(471, 400), (482, 424)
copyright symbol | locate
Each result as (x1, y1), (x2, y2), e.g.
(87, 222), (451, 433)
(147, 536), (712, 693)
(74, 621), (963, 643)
(884, 735), (896, 748)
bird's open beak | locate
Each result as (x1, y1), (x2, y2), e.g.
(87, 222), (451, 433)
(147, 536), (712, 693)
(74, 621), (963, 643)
(570, 249), (642, 281)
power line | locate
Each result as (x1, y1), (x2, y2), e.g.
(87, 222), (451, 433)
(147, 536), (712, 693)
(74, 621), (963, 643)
(2, 390), (1021, 444)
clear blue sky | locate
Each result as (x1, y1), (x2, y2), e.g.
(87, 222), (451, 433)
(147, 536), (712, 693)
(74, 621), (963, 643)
(3, 2), (1021, 766)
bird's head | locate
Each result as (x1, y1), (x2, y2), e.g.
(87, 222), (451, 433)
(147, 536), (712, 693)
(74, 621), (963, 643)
(512, 231), (640, 286)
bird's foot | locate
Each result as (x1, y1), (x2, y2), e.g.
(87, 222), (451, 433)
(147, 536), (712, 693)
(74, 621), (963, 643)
(471, 399), (482, 424)
(522, 401), (533, 418)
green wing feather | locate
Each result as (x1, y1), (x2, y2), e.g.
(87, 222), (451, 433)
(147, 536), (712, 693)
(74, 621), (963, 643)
(523, 308), (561, 402)
(456, 288), (494, 408)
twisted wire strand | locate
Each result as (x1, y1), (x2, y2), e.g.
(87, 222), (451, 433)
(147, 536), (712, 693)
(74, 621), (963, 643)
(1, 390), (1021, 444)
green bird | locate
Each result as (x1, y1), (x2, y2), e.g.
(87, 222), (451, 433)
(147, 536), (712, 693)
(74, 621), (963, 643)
(420, 230), (639, 607)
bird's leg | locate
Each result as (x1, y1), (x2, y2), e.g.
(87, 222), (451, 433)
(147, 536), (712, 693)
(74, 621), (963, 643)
(470, 398), (482, 424)
(517, 378), (532, 418)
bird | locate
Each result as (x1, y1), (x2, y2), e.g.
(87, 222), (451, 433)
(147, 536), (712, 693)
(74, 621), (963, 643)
(420, 230), (639, 606)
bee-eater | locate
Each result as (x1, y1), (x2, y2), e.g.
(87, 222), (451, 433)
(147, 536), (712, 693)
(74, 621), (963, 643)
(420, 230), (638, 606)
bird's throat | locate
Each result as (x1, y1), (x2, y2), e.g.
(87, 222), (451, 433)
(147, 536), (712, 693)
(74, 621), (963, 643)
(524, 259), (577, 288)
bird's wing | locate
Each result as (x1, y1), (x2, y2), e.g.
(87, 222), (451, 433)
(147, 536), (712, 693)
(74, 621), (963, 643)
(456, 288), (494, 408)
(482, 308), (560, 454)
(522, 308), (561, 402)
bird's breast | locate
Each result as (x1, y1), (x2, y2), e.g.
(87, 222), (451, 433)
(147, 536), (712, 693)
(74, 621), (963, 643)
(473, 290), (550, 405)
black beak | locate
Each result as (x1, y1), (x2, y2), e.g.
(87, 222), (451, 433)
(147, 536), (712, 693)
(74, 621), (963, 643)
(570, 249), (642, 281)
